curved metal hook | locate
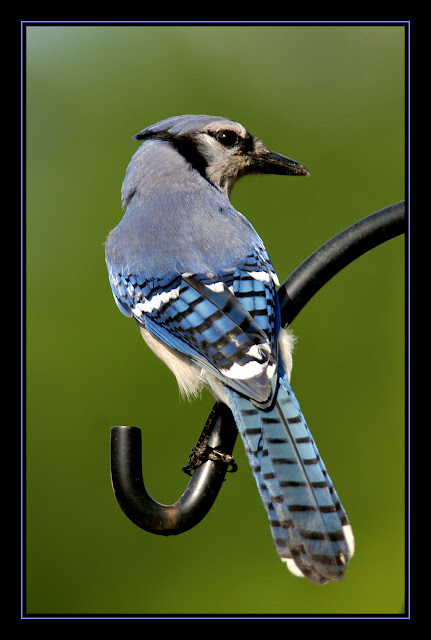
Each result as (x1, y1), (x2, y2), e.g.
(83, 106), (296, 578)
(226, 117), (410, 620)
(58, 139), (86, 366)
(111, 402), (237, 535)
(110, 200), (405, 535)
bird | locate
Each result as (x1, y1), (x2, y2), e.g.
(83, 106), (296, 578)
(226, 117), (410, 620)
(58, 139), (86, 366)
(105, 114), (354, 584)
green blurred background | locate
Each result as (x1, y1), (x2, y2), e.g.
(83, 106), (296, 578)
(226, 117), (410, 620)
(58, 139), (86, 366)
(25, 24), (405, 616)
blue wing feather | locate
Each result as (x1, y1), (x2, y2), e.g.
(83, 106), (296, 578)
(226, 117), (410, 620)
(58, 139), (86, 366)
(108, 249), (279, 405)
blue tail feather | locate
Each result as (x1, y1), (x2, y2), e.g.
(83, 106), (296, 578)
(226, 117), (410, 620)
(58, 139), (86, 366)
(225, 373), (354, 584)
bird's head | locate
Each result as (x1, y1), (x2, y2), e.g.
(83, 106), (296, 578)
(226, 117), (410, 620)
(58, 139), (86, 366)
(133, 114), (309, 199)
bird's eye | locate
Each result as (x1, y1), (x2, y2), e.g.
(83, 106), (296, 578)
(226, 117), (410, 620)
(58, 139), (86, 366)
(215, 130), (239, 147)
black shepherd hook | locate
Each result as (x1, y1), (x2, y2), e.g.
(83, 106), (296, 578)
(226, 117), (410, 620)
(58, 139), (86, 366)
(110, 200), (406, 535)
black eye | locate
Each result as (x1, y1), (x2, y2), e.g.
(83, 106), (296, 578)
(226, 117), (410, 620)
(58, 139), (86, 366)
(215, 129), (239, 147)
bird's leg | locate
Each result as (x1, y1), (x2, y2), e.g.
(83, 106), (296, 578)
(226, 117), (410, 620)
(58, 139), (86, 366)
(182, 403), (237, 475)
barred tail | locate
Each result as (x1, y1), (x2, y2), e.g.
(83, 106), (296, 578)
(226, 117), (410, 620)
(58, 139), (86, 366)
(225, 375), (354, 584)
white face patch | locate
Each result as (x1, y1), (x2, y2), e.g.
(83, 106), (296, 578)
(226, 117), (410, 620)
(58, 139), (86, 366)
(194, 122), (253, 198)
(135, 286), (180, 314)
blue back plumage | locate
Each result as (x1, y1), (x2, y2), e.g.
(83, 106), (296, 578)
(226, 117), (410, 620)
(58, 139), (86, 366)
(105, 115), (354, 582)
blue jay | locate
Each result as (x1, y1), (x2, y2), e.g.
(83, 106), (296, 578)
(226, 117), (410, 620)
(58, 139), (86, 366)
(105, 115), (354, 584)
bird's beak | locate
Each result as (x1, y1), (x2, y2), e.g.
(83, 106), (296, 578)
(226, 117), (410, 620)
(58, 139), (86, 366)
(248, 147), (310, 177)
